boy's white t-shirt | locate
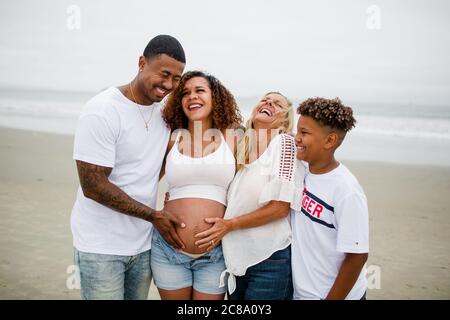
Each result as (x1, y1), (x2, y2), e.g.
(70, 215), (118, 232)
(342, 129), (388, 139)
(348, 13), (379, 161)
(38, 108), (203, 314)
(291, 162), (369, 300)
(71, 87), (170, 256)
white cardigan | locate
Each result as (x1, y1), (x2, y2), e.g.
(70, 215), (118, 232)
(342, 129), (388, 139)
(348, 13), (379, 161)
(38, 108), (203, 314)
(220, 134), (304, 294)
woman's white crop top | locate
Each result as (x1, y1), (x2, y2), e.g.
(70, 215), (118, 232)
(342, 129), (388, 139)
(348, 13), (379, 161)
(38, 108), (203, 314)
(165, 130), (236, 205)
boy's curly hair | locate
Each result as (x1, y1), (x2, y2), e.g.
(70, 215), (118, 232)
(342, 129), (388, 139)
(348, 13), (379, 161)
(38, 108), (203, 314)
(297, 97), (356, 132)
(162, 71), (243, 130)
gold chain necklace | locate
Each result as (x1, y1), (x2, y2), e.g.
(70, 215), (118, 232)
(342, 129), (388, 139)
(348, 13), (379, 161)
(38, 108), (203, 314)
(129, 82), (154, 131)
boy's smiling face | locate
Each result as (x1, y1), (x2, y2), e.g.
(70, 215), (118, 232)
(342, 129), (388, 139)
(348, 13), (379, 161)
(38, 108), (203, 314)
(295, 115), (328, 162)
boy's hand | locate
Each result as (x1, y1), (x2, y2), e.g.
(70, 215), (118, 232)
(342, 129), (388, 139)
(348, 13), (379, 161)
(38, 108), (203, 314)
(325, 252), (368, 300)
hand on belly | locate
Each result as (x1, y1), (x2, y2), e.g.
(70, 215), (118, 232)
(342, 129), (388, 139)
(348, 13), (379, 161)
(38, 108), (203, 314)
(176, 220), (216, 254)
(165, 198), (225, 254)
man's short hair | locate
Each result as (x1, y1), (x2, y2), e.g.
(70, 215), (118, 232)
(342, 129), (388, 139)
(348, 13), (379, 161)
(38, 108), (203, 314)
(143, 35), (186, 63)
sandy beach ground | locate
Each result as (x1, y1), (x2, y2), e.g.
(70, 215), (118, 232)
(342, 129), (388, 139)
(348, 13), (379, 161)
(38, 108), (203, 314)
(0, 127), (449, 299)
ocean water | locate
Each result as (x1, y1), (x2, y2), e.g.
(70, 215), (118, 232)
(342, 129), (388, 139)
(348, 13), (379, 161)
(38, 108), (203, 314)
(1, 88), (449, 166)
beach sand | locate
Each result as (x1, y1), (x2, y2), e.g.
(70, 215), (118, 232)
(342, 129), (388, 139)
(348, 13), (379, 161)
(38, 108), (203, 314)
(0, 127), (449, 299)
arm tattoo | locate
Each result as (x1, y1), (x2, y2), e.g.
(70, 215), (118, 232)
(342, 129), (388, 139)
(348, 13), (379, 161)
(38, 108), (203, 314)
(76, 160), (155, 222)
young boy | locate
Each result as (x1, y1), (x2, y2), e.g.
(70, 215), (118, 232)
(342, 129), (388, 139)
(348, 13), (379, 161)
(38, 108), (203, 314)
(291, 97), (369, 300)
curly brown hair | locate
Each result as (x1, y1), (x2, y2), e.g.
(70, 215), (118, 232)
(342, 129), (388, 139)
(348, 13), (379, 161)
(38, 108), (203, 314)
(162, 71), (243, 130)
(297, 97), (356, 132)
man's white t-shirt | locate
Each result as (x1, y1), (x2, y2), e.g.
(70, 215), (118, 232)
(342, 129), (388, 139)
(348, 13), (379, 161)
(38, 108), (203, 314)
(71, 87), (170, 256)
(291, 162), (369, 300)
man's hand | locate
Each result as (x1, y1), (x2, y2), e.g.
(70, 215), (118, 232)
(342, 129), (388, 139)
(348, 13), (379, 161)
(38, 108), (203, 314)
(164, 192), (170, 206)
(152, 208), (186, 250)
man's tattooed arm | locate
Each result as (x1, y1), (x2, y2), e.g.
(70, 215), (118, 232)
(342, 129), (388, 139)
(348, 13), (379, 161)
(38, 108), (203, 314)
(75, 160), (186, 249)
(76, 160), (155, 222)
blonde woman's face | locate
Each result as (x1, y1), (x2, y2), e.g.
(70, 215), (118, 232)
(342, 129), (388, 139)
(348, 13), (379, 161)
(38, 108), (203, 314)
(252, 93), (289, 128)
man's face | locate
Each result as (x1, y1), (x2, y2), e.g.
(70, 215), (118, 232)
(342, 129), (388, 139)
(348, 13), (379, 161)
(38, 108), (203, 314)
(139, 54), (185, 103)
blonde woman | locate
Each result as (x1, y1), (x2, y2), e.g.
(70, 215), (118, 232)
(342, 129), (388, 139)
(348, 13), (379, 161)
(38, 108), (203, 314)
(194, 92), (304, 300)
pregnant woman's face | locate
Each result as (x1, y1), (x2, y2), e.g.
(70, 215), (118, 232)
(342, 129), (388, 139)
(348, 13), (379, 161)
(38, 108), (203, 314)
(181, 76), (213, 123)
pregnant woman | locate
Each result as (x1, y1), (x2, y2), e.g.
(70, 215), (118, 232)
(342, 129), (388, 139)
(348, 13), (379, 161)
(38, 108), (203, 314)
(151, 70), (242, 300)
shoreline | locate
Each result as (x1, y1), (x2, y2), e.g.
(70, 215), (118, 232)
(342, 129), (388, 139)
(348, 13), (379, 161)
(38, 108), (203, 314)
(0, 127), (449, 299)
(1, 123), (450, 168)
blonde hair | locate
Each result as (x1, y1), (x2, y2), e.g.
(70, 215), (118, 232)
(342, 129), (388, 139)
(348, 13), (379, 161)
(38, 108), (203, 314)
(236, 92), (294, 170)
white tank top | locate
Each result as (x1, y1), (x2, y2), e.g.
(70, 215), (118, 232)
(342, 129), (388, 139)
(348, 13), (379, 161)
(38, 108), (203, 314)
(165, 130), (236, 205)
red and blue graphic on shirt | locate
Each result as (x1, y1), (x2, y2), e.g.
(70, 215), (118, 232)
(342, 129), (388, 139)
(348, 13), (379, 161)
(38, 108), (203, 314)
(301, 188), (335, 229)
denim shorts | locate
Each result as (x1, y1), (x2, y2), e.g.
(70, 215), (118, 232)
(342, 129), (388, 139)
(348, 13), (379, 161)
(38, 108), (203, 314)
(150, 229), (227, 294)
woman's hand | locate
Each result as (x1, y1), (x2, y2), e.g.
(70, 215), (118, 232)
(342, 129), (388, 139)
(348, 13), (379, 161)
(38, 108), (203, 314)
(194, 217), (233, 251)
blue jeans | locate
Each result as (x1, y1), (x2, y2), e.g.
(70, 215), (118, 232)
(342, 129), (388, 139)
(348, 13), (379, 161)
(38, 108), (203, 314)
(74, 248), (151, 300)
(229, 246), (293, 300)
(151, 230), (227, 294)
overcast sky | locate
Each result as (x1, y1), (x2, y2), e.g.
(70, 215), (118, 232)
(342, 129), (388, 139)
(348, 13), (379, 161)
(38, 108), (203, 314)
(0, 0), (449, 105)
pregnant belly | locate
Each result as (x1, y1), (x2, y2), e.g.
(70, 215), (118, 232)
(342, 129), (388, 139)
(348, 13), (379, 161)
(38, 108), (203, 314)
(164, 198), (226, 254)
